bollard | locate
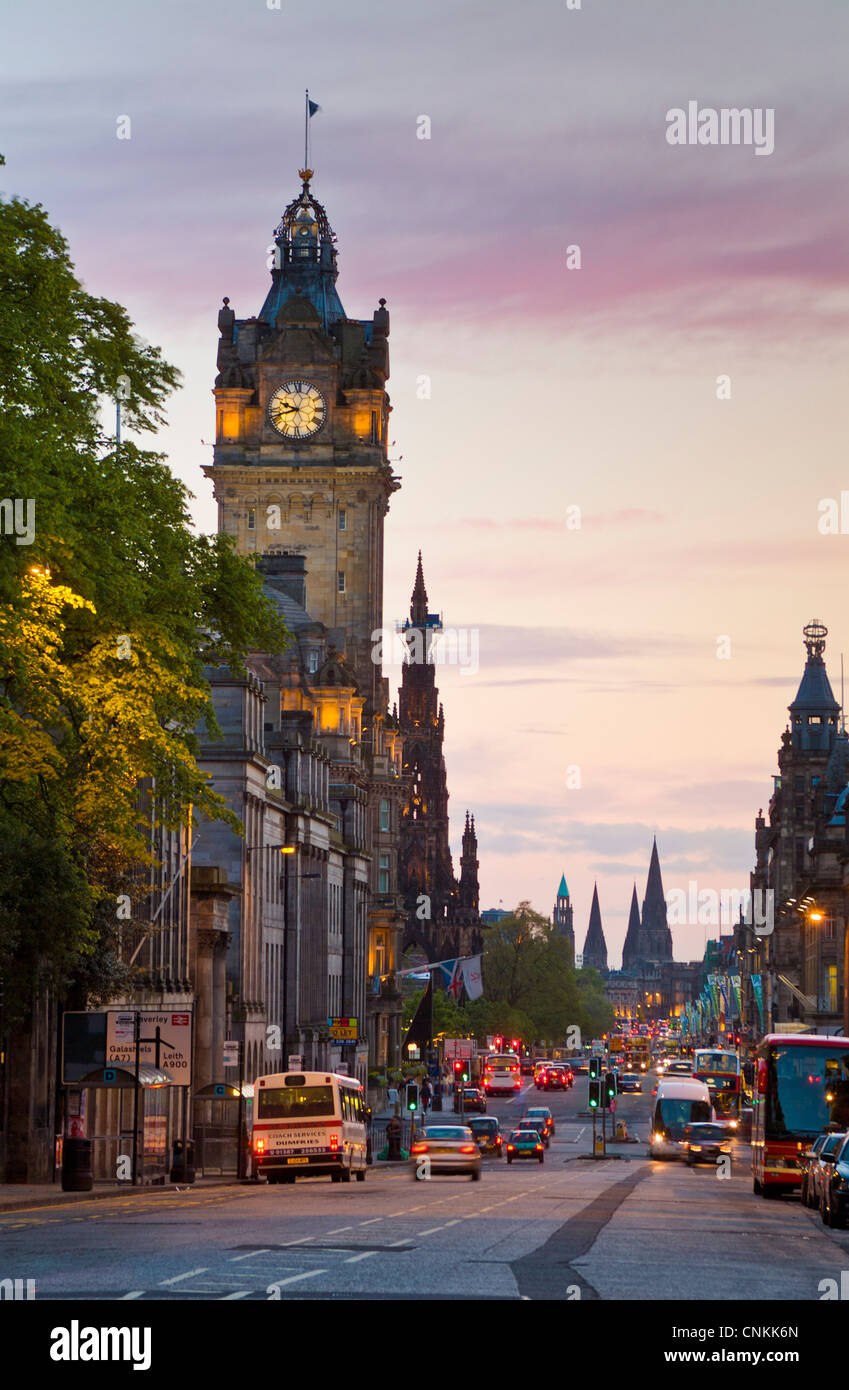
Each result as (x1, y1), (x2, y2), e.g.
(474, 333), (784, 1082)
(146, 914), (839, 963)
(615, 1121), (628, 1141)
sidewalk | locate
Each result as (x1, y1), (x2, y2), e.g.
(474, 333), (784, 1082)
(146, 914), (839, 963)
(0, 1176), (246, 1213)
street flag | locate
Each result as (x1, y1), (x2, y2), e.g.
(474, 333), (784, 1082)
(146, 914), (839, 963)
(461, 955), (483, 1001)
(439, 958), (464, 1000)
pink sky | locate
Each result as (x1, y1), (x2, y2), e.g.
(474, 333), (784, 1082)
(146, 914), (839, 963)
(3, 0), (848, 964)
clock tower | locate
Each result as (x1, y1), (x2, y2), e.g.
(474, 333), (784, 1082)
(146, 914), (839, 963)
(206, 170), (400, 713)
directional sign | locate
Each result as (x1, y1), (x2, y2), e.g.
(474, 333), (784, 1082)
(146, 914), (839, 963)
(327, 1016), (357, 1041)
(106, 1010), (193, 1084)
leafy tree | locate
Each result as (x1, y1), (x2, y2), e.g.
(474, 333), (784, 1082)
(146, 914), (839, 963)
(0, 191), (288, 1021)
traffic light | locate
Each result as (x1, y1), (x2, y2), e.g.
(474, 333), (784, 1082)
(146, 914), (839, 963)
(589, 1057), (601, 1080)
(589, 1079), (601, 1109)
(405, 1083), (419, 1111)
(604, 1071), (617, 1108)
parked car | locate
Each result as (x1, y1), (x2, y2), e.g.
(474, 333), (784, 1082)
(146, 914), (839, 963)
(506, 1129), (545, 1164)
(410, 1126), (482, 1180)
(821, 1134), (849, 1229)
(466, 1116), (503, 1157)
(800, 1133), (829, 1208)
(810, 1131), (847, 1213)
(454, 1087), (486, 1114)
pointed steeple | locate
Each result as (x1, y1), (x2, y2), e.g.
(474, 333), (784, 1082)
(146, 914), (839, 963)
(581, 883), (608, 971)
(621, 884), (641, 971)
(641, 838), (673, 962)
(410, 551), (428, 626)
(557, 873), (569, 900)
(552, 871), (574, 947)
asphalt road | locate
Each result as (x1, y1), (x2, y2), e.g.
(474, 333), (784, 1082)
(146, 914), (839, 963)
(3, 1075), (848, 1301)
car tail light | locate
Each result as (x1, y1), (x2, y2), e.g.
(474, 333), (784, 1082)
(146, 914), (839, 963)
(410, 1143), (429, 1154)
(536, 1144), (542, 1151)
(459, 1145), (476, 1154)
(330, 1134), (339, 1151)
(507, 1144), (515, 1152)
(511, 1065), (518, 1072)
(496, 1137), (502, 1146)
(255, 1138), (264, 1153)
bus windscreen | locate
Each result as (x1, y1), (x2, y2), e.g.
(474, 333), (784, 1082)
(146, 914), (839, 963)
(765, 1045), (849, 1139)
(257, 1085), (335, 1119)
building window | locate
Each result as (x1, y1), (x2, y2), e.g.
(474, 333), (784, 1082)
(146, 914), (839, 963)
(375, 931), (386, 978)
(379, 853), (390, 894)
(338, 571), (346, 594)
(371, 412), (378, 444)
(247, 507), (256, 531)
(307, 649), (320, 674)
(339, 507), (347, 531)
(380, 798), (390, 832)
(825, 965), (838, 1013)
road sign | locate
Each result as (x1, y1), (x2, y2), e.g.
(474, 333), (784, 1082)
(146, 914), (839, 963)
(223, 1040), (240, 1068)
(591, 1039), (605, 1054)
(327, 1016), (357, 1041)
(443, 1038), (475, 1061)
(287, 1054), (303, 1071)
(106, 1010), (193, 1083)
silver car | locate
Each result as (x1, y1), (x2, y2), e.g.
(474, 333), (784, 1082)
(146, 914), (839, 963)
(410, 1125), (482, 1180)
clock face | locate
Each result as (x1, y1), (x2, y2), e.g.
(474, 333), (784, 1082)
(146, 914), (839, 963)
(268, 380), (327, 439)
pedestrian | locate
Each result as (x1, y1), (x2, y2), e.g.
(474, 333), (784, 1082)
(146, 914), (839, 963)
(421, 1078), (432, 1113)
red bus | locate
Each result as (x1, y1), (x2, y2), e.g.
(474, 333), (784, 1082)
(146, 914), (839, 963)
(693, 1048), (742, 1127)
(752, 1034), (849, 1198)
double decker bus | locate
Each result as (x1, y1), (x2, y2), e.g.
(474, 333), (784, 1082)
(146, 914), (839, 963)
(626, 1037), (651, 1072)
(693, 1048), (742, 1127)
(752, 1034), (849, 1198)
(252, 1069), (368, 1184)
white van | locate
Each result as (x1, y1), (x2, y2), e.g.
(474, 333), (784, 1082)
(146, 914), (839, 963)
(649, 1077), (713, 1159)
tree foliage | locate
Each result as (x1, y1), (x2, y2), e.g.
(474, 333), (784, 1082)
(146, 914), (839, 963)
(0, 192), (288, 1020)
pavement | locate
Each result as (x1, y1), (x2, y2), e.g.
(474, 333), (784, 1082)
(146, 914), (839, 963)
(0, 1177), (243, 1213)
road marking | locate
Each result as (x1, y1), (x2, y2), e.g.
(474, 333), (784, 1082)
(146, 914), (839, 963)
(344, 1251), (378, 1264)
(159, 1267), (209, 1286)
(280, 1236), (315, 1246)
(418, 1225), (445, 1235)
(230, 1250), (269, 1262)
(121, 1291), (144, 1300)
(269, 1270), (326, 1288)
(359, 1217), (382, 1226)
(326, 1226), (353, 1234)
(221, 1290), (250, 1299)
(442, 1219), (461, 1227)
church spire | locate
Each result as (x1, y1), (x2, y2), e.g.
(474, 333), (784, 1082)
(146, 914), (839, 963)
(621, 883), (641, 971)
(581, 883), (608, 971)
(410, 550), (428, 626)
(641, 837), (673, 962)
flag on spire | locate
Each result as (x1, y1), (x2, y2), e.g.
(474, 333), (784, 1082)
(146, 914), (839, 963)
(308, 99), (321, 117)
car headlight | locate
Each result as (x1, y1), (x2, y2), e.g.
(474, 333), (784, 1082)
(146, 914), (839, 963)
(691, 1145), (702, 1152)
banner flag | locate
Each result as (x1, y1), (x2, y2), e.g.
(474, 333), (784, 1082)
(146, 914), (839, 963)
(461, 955), (483, 1000)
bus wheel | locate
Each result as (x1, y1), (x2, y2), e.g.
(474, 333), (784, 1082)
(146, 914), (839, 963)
(355, 1170), (365, 1182)
(753, 1178), (762, 1195)
(331, 1172), (341, 1183)
(281, 1174), (295, 1184)
(341, 1168), (352, 1183)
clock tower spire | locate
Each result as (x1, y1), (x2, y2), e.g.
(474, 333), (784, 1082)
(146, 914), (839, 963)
(205, 172), (399, 716)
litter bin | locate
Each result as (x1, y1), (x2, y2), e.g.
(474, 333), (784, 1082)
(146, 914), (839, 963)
(170, 1138), (196, 1184)
(61, 1137), (93, 1192)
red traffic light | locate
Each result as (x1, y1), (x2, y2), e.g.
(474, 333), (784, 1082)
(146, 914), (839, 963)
(453, 1060), (463, 1073)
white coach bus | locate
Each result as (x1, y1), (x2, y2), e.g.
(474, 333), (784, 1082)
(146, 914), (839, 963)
(649, 1077), (713, 1159)
(252, 1070), (368, 1184)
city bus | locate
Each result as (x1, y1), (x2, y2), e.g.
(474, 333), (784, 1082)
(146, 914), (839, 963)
(752, 1034), (849, 1198)
(481, 1053), (522, 1096)
(627, 1037), (651, 1072)
(693, 1048), (742, 1127)
(252, 1070), (368, 1184)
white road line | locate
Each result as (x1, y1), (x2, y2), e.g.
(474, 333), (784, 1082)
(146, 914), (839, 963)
(158, 1267), (209, 1286)
(326, 1226), (353, 1234)
(269, 1269), (326, 1288)
(418, 1225), (445, 1235)
(230, 1250), (269, 1262)
(221, 1291), (250, 1299)
(344, 1251), (378, 1264)
(280, 1236), (315, 1246)
(359, 1217), (383, 1226)
(442, 1219), (461, 1227)
(121, 1291), (144, 1300)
